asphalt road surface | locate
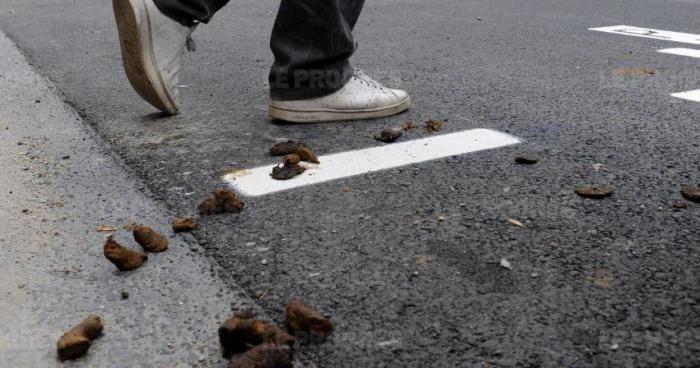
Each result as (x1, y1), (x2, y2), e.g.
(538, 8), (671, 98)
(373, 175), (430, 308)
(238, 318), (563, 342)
(1, 0), (699, 367)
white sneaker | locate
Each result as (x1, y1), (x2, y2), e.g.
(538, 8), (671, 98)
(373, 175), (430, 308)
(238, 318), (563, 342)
(113, 0), (196, 115)
(269, 70), (411, 123)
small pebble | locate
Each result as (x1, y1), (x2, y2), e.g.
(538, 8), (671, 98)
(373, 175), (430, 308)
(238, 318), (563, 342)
(500, 258), (513, 270)
(121, 290), (129, 299)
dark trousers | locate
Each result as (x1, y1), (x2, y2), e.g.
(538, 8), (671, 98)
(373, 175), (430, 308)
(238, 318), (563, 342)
(152, 0), (365, 99)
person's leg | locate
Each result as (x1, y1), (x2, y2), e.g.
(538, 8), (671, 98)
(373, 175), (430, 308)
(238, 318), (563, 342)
(268, 0), (411, 123)
(268, 0), (365, 100)
(152, 0), (229, 26)
(113, 0), (205, 115)
(339, 0), (366, 30)
(113, 0), (411, 120)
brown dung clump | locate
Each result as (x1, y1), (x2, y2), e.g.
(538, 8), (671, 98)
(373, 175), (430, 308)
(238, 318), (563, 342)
(671, 200), (688, 209)
(103, 236), (147, 271)
(271, 154), (306, 180)
(219, 310), (295, 356)
(132, 225), (168, 252)
(425, 119), (444, 133)
(269, 140), (319, 164)
(285, 299), (333, 340)
(294, 146), (319, 164)
(56, 315), (103, 360)
(374, 128), (403, 143)
(613, 67), (656, 76)
(587, 268), (614, 289)
(514, 152), (539, 164)
(172, 217), (198, 232)
(269, 141), (301, 156)
(228, 343), (293, 368)
(575, 185), (615, 199)
(283, 153), (301, 166)
(681, 186), (700, 203)
(198, 189), (245, 215)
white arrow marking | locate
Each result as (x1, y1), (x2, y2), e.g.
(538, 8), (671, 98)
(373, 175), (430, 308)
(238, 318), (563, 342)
(224, 128), (520, 197)
(655, 49), (700, 102)
(671, 89), (700, 102)
(590, 26), (700, 104)
(589, 25), (700, 45)
(658, 47), (700, 58)
(656, 49), (700, 101)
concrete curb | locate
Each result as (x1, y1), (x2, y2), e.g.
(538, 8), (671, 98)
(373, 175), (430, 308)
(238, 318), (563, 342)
(0, 27), (259, 367)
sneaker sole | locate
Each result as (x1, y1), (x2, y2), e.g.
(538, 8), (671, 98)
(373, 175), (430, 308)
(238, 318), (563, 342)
(268, 97), (411, 123)
(113, 0), (178, 115)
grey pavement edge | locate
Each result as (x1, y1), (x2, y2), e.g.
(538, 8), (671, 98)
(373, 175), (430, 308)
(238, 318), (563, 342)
(0, 28), (269, 368)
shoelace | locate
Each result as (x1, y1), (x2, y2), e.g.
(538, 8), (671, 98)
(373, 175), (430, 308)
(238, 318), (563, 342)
(185, 24), (199, 52)
(352, 69), (383, 89)
(185, 36), (197, 52)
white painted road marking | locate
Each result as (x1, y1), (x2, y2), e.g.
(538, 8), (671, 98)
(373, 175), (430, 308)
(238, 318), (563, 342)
(591, 26), (700, 104)
(656, 48), (700, 102)
(589, 25), (700, 45)
(671, 89), (700, 102)
(660, 48), (700, 100)
(657, 47), (700, 58)
(224, 129), (520, 197)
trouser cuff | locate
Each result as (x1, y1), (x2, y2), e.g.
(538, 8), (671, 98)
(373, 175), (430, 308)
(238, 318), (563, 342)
(152, 0), (203, 27)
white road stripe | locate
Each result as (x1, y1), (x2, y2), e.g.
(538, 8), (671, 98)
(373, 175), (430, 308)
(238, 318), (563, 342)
(224, 129), (520, 197)
(589, 25), (700, 45)
(671, 89), (700, 102)
(657, 47), (700, 58)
